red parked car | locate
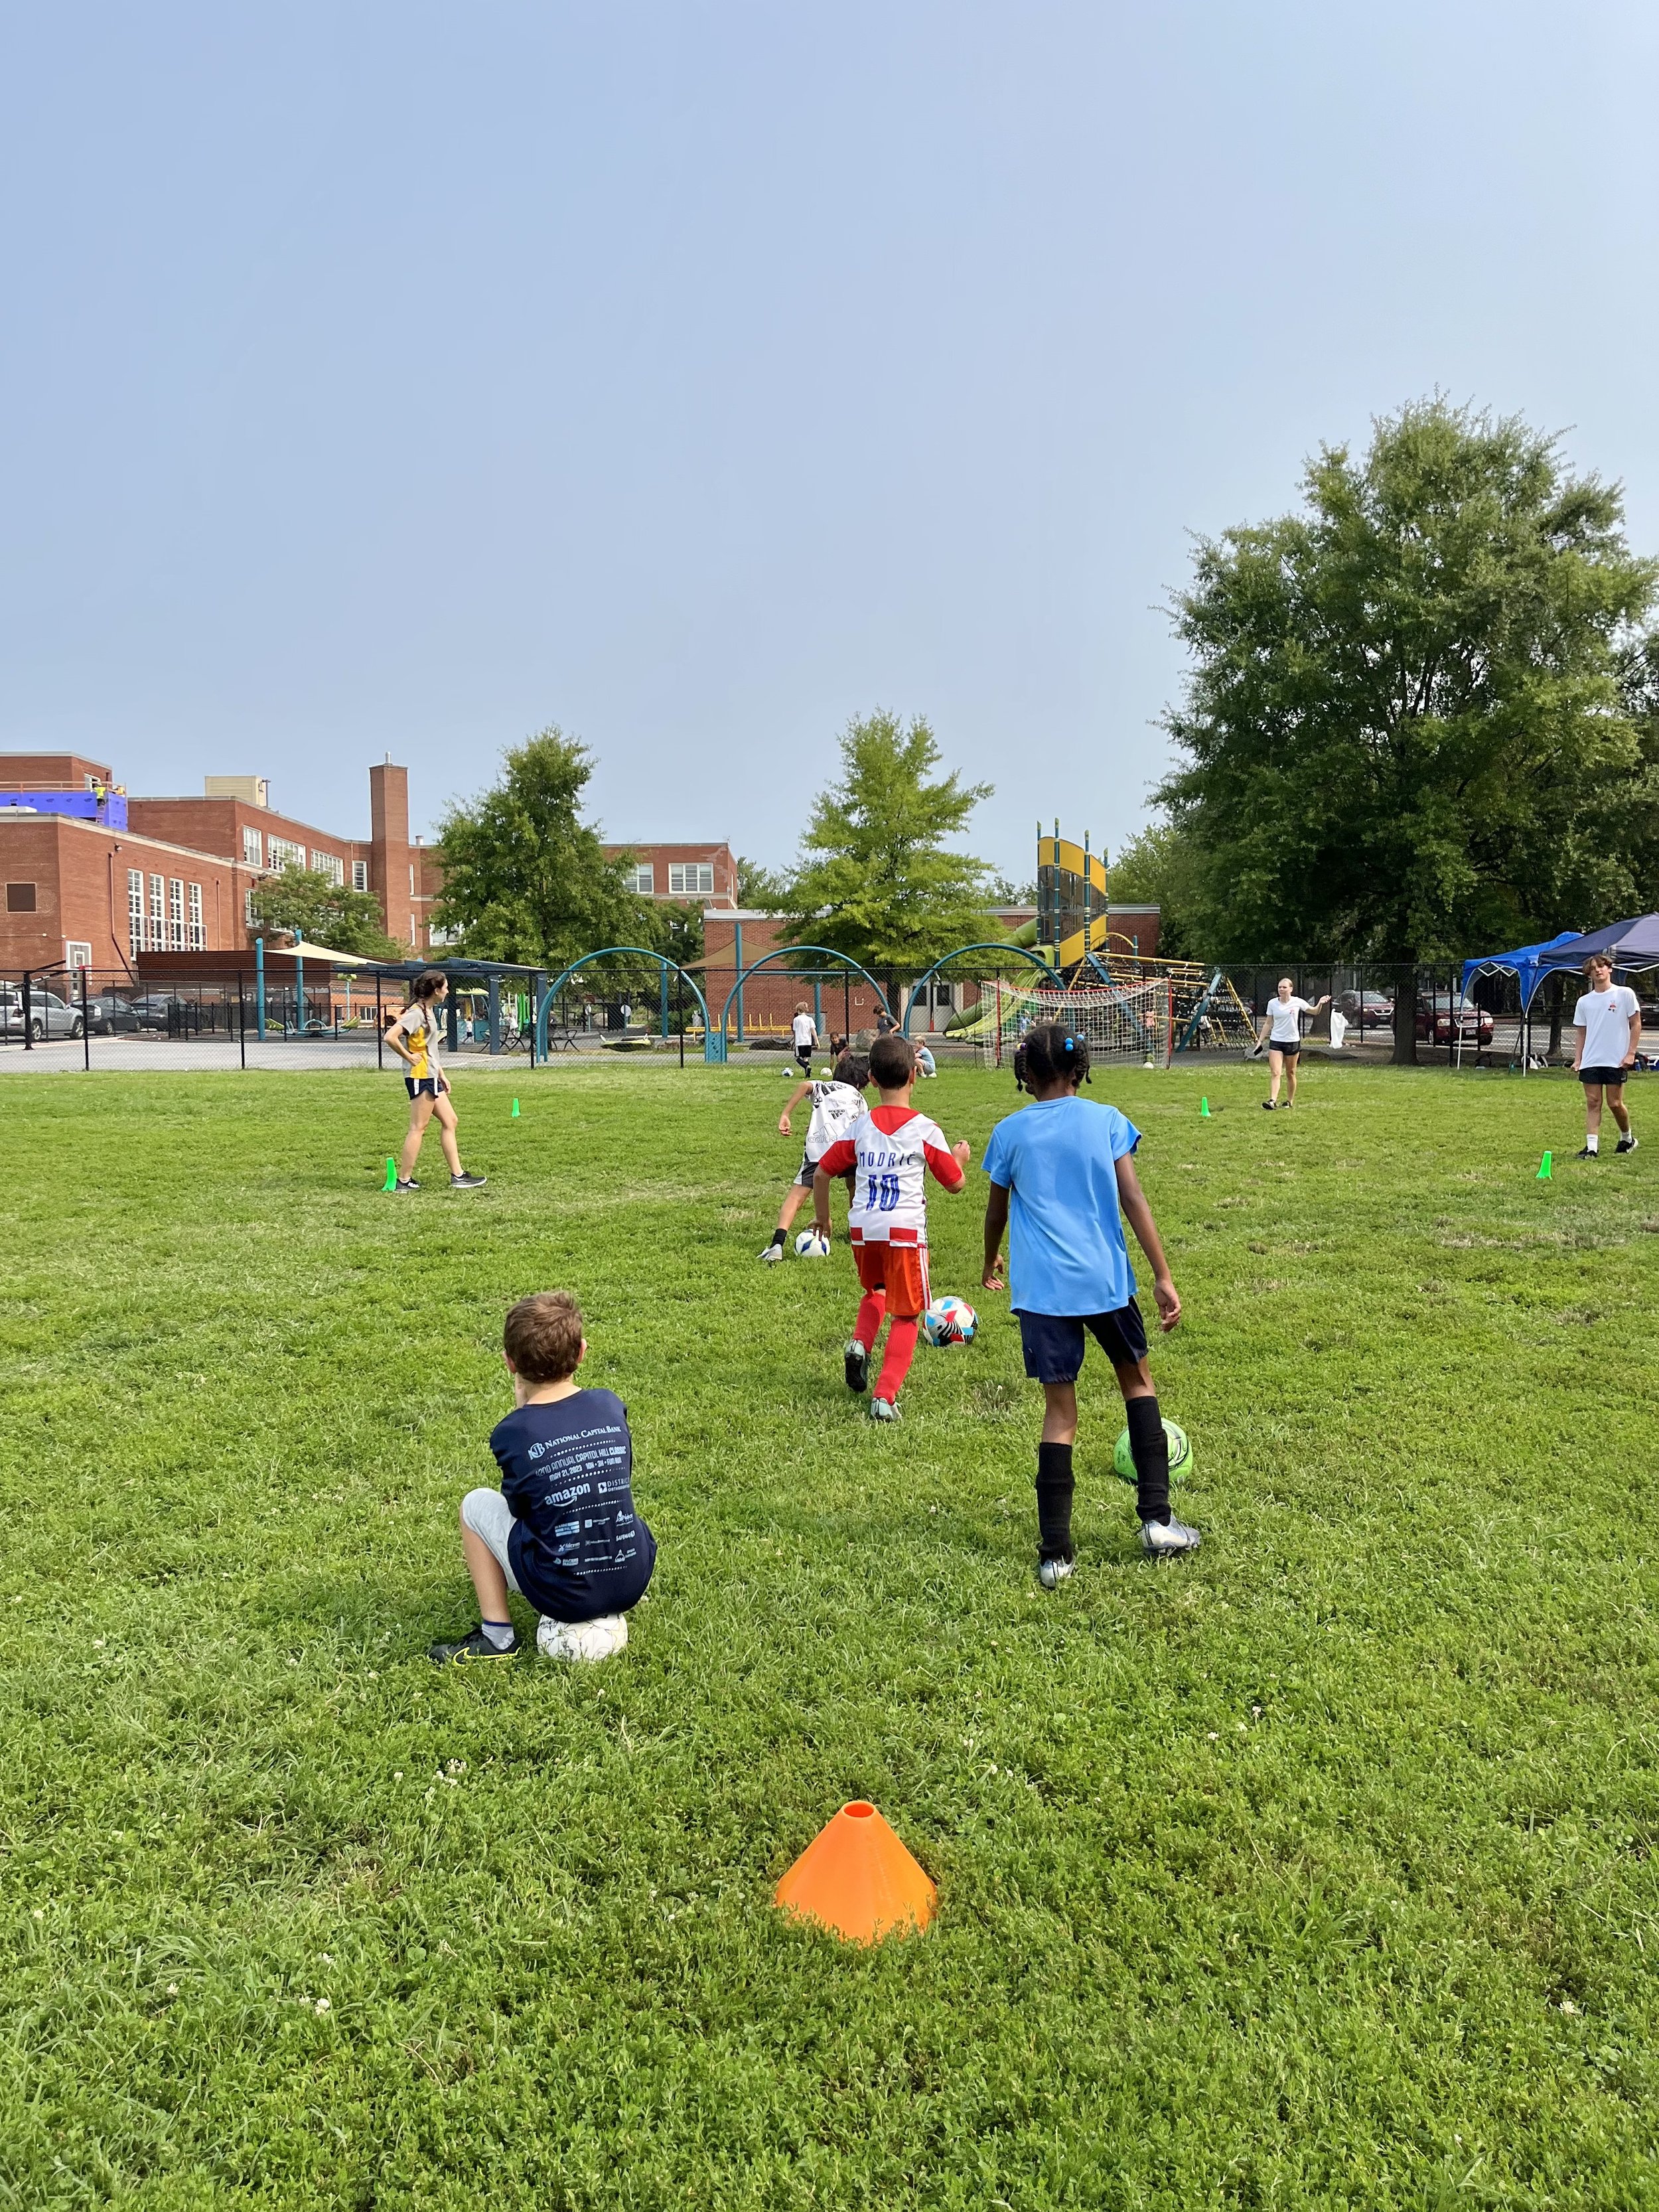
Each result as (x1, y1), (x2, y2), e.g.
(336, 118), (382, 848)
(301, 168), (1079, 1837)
(1417, 994), (1493, 1046)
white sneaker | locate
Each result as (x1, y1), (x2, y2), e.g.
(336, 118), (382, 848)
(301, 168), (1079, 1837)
(536, 1613), (629, 1662)
(1141, 1515), (1202, 1559)
(1037, 1556), (1076, 1590)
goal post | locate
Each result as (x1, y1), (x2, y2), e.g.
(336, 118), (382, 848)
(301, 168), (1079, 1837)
(970, 978), (1176, 1069)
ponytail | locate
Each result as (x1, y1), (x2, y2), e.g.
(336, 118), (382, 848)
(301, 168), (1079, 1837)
(1013, 1021), (1092, 1094)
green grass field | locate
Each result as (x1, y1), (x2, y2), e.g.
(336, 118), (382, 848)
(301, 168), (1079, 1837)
(5, 1056), (1659, 2209)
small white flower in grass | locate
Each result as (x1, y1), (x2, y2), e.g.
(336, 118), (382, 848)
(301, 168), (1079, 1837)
(321, 1953), (334, 1966)
(166, 1983), (178, 1996)
(368, 1671), (378, 1680)
(92, 1639), (106, 1649)
(315, 1997), (330, 2014)
(1236, 1723), (1248, 1733)
(1207, 1733), (1219, 1741)
(392, 1771), (403, 1781)
(1559, 1998), (1579, 2016)
(32, 1908), (44, 1920)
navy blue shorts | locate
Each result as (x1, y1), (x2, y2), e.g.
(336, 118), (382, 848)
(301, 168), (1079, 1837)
(405, 1076), (444, 1100)
(1016, 1302), (1149, 1384)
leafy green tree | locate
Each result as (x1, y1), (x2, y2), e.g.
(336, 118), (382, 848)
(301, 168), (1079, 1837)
(432, 727), (648, 968)
(1105, 822), (1207, 960)
(735, 855), (792, 911)
(247, 867), (406, 959)
(1157, 399), (1658, 1060)
(779, 711), (995, 979)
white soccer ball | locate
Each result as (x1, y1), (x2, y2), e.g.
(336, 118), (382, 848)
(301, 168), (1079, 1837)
(922, 1295), (977, 1347)
(794, 1228), (831, 1259)
(538, 1613), (629, 1663)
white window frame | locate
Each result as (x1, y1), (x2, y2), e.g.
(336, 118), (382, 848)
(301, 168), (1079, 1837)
(244, 888), (257, 927)
(128, 869), (145, 956)
(629, 863), (654, 895)
(311, 850), (344, 887)
(267, 836), (303, 870)
(187, 883), (204, 950)
(668, 861), (714, 897)
(242, 826), (263, 865)
(351, 859), (369, 893)
(169, 878), (184, 951)
(149, 874), (165, 947)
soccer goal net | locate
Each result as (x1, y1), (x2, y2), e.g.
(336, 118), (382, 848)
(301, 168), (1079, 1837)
(972, 978), (1176, 1069)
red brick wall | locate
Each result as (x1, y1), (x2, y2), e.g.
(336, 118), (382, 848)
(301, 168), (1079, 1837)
(0, 816), (261, 976)
(603, 842), (739, 907)
(0, 752), (115, 790)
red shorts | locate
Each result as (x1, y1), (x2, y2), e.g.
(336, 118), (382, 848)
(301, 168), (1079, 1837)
(854, 1240), (930, 1319)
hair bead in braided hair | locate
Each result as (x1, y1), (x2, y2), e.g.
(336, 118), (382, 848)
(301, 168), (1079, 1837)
(1012, 1020), (1092, 1092)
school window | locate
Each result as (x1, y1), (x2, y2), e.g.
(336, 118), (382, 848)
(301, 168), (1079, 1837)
(4, 882), (36, 911)
(630, 863), (654, 895)
(244, 888), (257, 927)
(668, 862), (714, 897)
(149, 874), (165, 946)
(311, 850), (343, 887)
(267, 836), (302, 870)
(169, 878), (184, 950)
(351, 859), (368, 892)
(128, 869), (145, 955)
(188, 883), (204, 950)
(242, 826), (263, 865)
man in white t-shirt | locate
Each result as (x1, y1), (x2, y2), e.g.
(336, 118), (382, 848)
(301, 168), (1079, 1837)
(790, 1001), (818, 1074)
(1572, 954), (1641, 1158)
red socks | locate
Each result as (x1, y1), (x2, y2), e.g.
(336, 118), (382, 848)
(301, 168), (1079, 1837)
(875, 1316), (918, 1404)
(854, 1291), (886, 1349)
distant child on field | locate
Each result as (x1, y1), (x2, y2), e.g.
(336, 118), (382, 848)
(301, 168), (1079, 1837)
(761, 1051), (872, 1261)
(429, 1292), (656, 1664)
(814, 1033), (970, 1420)
(981, 1022), (1200, 1578)
(790, 1001), (820, 1074)
(1573, 952), (1640, 1158)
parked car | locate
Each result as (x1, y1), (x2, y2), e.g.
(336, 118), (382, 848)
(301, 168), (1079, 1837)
(1335, 990), (1396, 1027)
(1417, 993), (1494, 1046)
(0, 987), (85, 1041)
(84, 992), (144, 1035)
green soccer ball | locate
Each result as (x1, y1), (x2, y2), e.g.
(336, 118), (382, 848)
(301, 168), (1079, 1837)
(1112, 1418), (1192, 1487)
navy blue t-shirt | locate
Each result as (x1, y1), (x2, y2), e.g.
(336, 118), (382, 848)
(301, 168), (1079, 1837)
(490, 1388), (656, 1623)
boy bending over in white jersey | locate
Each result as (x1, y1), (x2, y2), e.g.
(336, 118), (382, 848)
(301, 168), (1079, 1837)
(760, 1051), (871, 1260)
(814, 1033), (970, 1419)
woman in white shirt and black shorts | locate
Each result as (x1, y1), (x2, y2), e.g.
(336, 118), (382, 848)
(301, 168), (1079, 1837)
(1258, 978), (1331, 1109)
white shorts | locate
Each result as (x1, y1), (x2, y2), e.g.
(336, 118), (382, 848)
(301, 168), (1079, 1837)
(461, 1489), (522, 1595)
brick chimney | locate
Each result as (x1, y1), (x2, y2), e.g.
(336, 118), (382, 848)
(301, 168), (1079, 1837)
(369, 757), (414, 951)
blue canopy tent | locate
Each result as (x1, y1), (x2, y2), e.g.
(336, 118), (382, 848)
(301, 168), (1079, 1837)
(1459, 931), (1583, 1013)
(1532, 913), (1659, 980)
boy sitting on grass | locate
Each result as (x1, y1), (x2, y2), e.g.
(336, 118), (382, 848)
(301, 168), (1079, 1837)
(430, 1291), (656, 1664)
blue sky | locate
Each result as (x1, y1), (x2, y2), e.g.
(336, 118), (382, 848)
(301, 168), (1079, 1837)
(3, 2), (1656, 881)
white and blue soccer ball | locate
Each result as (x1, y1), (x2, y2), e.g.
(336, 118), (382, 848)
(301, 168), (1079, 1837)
(794, 1228), (831, 1259)
(922, 1295), (977, 1347)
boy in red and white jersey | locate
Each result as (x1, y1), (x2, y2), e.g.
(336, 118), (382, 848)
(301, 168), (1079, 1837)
(814, 1032), (971, 1420)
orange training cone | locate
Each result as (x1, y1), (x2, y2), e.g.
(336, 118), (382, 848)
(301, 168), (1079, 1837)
(773, 1801), (936, 1944)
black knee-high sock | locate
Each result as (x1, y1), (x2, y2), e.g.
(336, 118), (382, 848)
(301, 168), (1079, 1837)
(1126, 1396), (1169, 1526)
(1036, 1441), (1075, 1562)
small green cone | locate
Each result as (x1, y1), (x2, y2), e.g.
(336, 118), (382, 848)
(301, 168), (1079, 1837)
(1200, 1097), (1211, 1118)
(511, 1098), (520, 1118)
(382, 1155), (397, 1191)
(1537, 1149), (1553, 1181)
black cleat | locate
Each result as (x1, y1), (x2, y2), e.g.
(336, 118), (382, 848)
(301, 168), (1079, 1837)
(844, 1339), (869, 1394)
(1575, 1146), (1599, 1161)
(449, 1170), (487, 1189)
(429, 1625), (517, 1664)
(1617, 1135), (1639, 1155)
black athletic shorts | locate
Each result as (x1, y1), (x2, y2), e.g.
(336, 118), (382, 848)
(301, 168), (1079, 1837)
(1016, 1301), (1149, 1384)
(1579, 1066), (1630, 1088)
(1266, 1035), (1301, 1056)
(405, 1076), (445, 1099)
(797, 1151), (855, 1190)
(795, 1045), (814, 1071)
